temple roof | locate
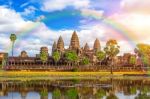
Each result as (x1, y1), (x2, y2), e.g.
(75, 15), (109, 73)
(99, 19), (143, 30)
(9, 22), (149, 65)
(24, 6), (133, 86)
(57, 36), (64, 51)
(20, 51), (28, 57)
(93, 38), (100, 50)
(52, 41), (57, 49)
(70, 31), (80, 49)
(84, 43), (90, 51)
(52, 41), (57, 52)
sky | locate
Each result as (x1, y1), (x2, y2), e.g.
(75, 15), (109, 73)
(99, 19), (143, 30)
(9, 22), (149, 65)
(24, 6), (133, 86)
(0, 0), (150, 56)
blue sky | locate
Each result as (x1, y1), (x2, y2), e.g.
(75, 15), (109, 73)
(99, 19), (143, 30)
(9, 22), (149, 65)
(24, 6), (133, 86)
(0, 0), (121, 30)
(0, 0), (150, 56)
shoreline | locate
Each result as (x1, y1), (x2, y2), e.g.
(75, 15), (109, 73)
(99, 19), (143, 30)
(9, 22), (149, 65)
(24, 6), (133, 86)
(0, 71), (147, 77)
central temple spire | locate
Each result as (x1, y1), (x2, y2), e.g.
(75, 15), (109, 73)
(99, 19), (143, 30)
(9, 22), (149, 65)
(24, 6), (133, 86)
(70, 31), (80, 49)
(93, 38), (101, 52)
(57, 36), (64, 52)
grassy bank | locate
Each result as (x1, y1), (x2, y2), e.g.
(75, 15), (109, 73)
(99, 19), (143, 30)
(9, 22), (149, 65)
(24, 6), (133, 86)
(0, 71), (146, 77)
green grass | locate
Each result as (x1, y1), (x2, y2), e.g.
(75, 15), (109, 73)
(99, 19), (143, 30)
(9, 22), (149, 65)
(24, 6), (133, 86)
(0, 71), (146, 78)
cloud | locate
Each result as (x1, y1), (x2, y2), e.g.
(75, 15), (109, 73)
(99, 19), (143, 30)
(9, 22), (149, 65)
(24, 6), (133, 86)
(0, 6), (33, 33)
(0, 6), (34, 54)
(109, 13), (150, 44)
(1, 2), (149, 57)
(41, 0), (90, 12)
(21, 6), (37, 16)
(35, 15), (45, 22)
(121, 0), (150, 14)
(81, 9), (104, 20)
(20, 2), (29, 8)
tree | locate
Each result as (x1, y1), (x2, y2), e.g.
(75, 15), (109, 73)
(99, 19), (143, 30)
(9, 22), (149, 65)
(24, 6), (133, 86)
(10, 34), (17, 56)
(81, 57), (90, 65)
(40, 51), (48, 66)
(135, 44), (150, 71)
(96, 51), (106, 66)
(129, 56), (136, 66)
(104, 39), (120, 74)
(65, 51), (78, 66)
(52, 51), (61, 66)
(52, 88), (61, 99)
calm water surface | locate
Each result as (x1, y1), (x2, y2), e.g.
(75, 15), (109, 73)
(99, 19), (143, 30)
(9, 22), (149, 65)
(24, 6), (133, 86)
(0, 77), (150, 99)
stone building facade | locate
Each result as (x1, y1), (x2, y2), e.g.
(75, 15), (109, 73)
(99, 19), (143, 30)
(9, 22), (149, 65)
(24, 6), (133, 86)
(2, 31), (143, 70)
(52, 31), (101, 63)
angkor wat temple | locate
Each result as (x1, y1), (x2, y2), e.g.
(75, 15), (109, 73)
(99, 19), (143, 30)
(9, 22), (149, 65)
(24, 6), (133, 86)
(0, 31), (143, 71)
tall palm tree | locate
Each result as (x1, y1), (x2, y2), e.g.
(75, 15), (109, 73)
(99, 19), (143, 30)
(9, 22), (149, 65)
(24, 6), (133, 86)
(10, 34), (17, 56)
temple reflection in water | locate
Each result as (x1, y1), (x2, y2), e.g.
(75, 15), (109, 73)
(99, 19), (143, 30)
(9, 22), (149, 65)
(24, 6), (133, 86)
(0, 78), (150, 99)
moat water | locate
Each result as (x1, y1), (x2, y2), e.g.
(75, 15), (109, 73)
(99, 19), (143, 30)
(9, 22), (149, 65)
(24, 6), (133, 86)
(0, 76), (150, 99)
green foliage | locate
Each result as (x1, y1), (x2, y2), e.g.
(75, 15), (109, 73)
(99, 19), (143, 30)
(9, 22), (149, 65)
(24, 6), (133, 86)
(96, 51), (106, 61)
(66, 88), (78, 99)
(104, 39), (120, 74)
(40, 89), (48, 96)
(10, 34), (17, 42)
(52, 88), (61, 99)
(129, 56), (136, 65)
(136, 44), (150, 66)
(40, 51), (48, 63)
(65, 51), (78, 65)
(52, 51), (61, 63)
(104, 39), (120, 58)
(81, 57), (90, 65)
(72, 79), (80, 83)
(142, 56), (149, 66)
(96, 89), (106, 99)
(72, 68), (79, 72)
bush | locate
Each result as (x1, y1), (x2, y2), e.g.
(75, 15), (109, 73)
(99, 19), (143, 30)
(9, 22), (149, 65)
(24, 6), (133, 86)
(72, 68), (79, 72)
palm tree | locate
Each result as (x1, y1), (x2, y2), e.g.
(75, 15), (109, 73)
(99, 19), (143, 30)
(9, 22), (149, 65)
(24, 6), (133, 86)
(52, 51), (61, 66)
(104, 39), (120, 74)
(10, 34), (17, 56)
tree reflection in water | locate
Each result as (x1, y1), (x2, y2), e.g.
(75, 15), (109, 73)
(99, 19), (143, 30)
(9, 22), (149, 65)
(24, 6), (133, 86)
(52, 88), (61, 99)
(0, 77), (150, 99)
(106, 93), (118, 99)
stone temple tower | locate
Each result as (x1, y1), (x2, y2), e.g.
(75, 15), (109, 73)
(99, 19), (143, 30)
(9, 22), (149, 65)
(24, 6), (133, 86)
(20, 51), (28, 57)
(69, 31), (80, 50)
(93, 38), (101, 52)
(84, 43), (90, 51)
(57, 36), (64, 52)
(52, 41), (57, 53)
